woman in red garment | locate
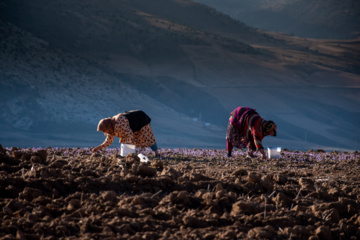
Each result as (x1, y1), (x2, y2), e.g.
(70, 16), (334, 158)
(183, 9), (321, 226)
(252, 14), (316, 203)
(226, 106), (277, 159)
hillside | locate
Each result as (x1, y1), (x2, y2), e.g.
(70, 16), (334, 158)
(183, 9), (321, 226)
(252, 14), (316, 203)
(193, 0), (360, 39)
(0, 0), (360, 151)
(0, 20), (224, 149)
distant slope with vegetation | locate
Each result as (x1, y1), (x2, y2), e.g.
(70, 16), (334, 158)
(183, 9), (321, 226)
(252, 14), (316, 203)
(193, 0), (360, 39)
(1, 0), (359, 150)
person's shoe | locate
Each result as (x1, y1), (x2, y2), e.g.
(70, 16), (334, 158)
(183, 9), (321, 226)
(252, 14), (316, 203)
(227, 152), (232, 157)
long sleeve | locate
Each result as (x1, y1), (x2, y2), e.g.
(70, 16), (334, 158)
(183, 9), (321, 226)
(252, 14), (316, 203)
(245, 113), (264, 151)
(252, 128), (264, 150)
(98, 134), (115, 150)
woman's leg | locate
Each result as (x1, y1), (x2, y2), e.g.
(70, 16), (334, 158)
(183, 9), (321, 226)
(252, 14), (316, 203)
(226, 138), (233, 157)
(134, 123), (159, 156)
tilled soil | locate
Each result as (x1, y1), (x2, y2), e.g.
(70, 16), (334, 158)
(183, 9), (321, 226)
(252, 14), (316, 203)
(0, 145), (359, 240)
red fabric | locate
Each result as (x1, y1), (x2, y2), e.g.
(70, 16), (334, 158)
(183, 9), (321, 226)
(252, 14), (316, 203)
(226, 107), (265, 151)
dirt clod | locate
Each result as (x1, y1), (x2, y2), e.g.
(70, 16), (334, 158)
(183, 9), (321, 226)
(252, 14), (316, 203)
(0, 147), (359, 239)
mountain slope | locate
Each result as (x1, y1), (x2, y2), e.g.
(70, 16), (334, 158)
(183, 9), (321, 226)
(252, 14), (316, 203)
(1, 0), (359, 150)
(0, 20), (224, 148)
(193, 0), (360, 39)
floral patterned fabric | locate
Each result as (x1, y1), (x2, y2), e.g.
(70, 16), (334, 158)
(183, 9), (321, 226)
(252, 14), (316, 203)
(98, 115), (156, 150)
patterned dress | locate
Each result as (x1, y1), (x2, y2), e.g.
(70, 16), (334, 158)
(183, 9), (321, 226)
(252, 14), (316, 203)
(226, 107), (266, 152)
(98, 115), (156, 150)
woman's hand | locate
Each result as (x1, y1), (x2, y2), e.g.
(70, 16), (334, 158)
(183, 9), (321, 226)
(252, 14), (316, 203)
(91, 146), (101, 153)
(259, 149), (267, 160)
(246, 150), (254, 158)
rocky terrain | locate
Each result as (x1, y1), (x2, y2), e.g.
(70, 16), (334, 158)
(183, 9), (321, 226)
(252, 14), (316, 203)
(1, 144), (359, 239)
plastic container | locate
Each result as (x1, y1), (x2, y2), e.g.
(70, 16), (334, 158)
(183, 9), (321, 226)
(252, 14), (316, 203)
(138, 153), (149, 163)
(267, 147), (281, 159)
(120, 143), (136, 156)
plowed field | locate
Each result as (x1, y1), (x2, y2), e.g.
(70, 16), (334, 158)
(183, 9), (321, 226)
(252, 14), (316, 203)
(1, 146), (359, 239)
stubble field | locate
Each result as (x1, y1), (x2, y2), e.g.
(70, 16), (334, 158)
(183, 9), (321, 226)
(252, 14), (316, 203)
(0, 145), (359, 240)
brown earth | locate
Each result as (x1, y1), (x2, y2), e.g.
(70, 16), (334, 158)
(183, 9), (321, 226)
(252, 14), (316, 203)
(0, 145), (359, 240)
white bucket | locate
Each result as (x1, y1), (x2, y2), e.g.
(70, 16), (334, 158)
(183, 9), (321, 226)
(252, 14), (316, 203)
(120, 144), (136, 156)
(138, 153), (149, 163)
(267, 147), (281, 159)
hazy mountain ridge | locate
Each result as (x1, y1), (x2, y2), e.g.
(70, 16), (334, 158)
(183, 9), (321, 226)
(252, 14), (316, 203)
(1, 0), (359, 150)
(193, 0), (360, 39)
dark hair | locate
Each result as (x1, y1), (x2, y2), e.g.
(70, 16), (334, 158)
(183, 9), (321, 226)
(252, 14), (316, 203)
(263, 121), (277, 136)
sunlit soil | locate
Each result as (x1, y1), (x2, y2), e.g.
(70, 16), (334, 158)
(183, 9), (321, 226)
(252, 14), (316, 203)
(0, 146), (359, 239)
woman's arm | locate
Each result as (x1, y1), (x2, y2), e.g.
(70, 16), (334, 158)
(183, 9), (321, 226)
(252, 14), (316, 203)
(249, 127), (266, 159)
(226, 138), (233, 157)
(92, 134), (114, 152)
